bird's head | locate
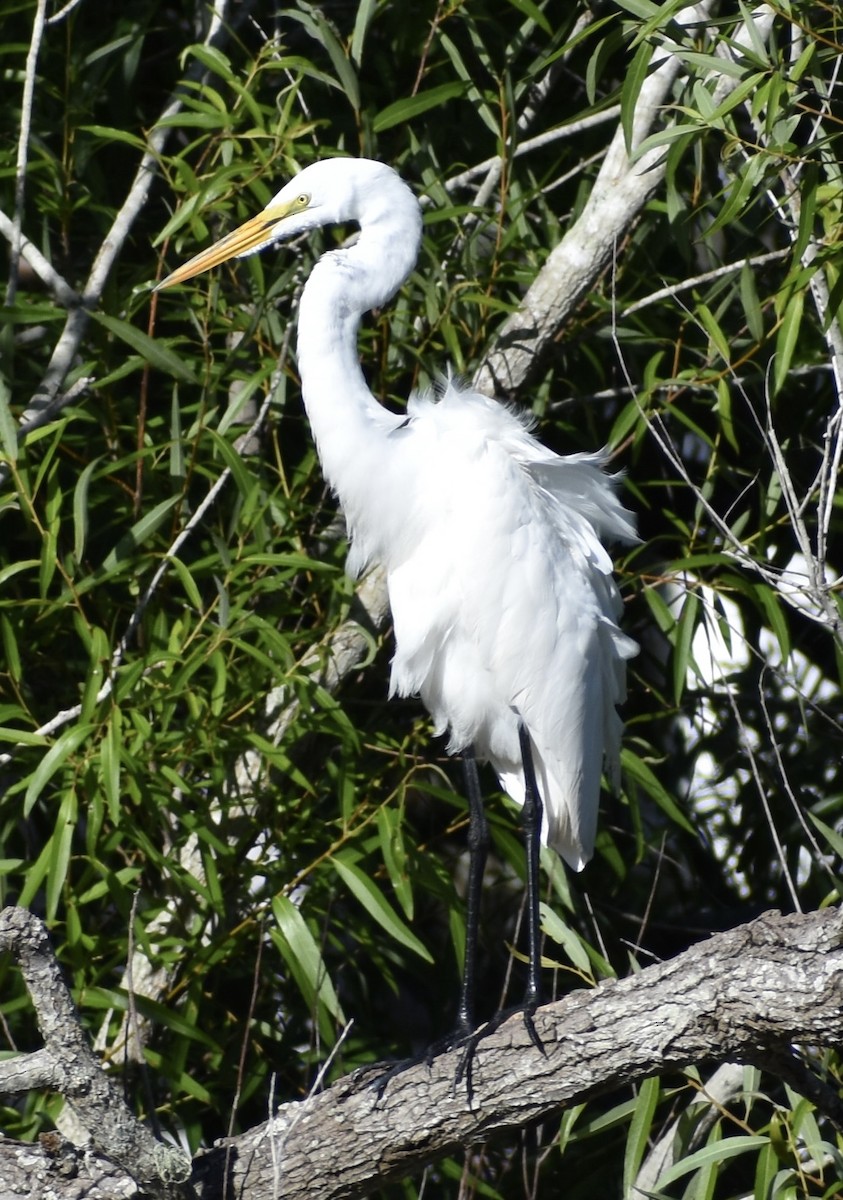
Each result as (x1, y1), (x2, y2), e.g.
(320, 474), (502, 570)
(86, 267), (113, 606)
(155, 157), (417, 290)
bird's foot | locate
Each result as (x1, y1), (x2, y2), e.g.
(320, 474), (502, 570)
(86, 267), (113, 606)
(363, 1020), (476, 1104)
(365, 1004), (544, 1106)
(453, 999), (545, 1101)
(362, 1053), (423, 1103)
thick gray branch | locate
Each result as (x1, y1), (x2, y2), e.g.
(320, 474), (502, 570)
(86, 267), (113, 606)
(0, 906), (189, 1195)
(190, 907), (843, 1200)
(3, 908), (843, 1200)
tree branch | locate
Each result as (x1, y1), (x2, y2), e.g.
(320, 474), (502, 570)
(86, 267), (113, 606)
(3, 907), (842, 1200)
(474, 1), (725, 400)
(0, 906), (190, 1197)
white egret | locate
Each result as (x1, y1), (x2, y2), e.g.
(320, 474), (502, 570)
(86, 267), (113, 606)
(157, 157), (637, 1036)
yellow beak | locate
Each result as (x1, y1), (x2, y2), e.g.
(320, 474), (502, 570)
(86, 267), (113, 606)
(155, 202), (294, 290)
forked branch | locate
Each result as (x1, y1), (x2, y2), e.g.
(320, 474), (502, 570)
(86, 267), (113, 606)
(2, 906), (842, 1200)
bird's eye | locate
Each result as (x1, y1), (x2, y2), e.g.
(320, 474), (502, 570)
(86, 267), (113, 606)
(297, 193), (310, 207)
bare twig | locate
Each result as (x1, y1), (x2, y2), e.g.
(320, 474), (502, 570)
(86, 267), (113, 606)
(2, 0), (242, 472)
(5, 0), (48, 307)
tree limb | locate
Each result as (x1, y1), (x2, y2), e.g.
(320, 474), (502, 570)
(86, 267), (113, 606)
(0, 906), (190, 1197)
(474, 0), (724, 400)
(3, 907), (842, 1200)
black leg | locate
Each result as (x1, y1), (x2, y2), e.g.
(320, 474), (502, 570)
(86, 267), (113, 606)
(517, 721), (544, 1049)
(458, 746), (489, 1037)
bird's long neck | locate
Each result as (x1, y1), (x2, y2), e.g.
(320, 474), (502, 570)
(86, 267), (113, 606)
(295, 200), (421, 507)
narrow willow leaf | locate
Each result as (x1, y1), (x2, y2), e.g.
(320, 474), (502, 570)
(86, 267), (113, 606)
(753, 585), (791, 662)
(740, 261), (764, 343)
(350, 0), (377, 66)
(46, 790), (77, 921)
(286, 8), (360, 111)
(620, 41), (652, 152)
(773, 289), (804, 395)
(79, 124), (146, 149)
(0, 725), (47, 748)
(716, 378), (739, 452)
(0, 615), (22, 684)
(376, 806), (413, 920)
(272, 893), (345, 1025)
(99, 495), (181, 576)
(539, 903), (592, 976)
(185, 44), (234, 79)
(622, 748), (696, 835)
(25, 725), (96, 816)
(504, 0), (551, 34)
(374, 83), (466, 133)
(623, 1076), (660, 1197)
(73, 456), (102, 564)
(656, 1136), (770, 1188)
(170, 392), (184, 480)
(611, 0), (660, 18)
(169, 555), (204, 611)
(332, 854), (433, 961)
(0, 377), (18, 462)
(805, 811), (843, 861)
(102, 707), (122, 825)
(673, 589), (700, 703)
(91, 312), (197, 383)
(697, 301), (731, 364)
(80, 626), (109, 723)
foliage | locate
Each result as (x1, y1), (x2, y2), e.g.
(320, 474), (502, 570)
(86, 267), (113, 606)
(1, 0), (842, 1195)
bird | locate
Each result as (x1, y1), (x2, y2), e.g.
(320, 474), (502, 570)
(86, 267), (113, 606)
(157, 156), (637, 1039)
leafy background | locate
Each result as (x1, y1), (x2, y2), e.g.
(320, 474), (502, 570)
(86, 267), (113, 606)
(1, 0), (842, 1195)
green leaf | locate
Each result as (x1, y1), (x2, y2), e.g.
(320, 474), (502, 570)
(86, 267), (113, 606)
(90, 312), (197, 383)
(332, 853), (433, 961)
(350, 0), (377, 66)
(740, 260), (764, 343)
(656, 1135), (770, 1188)
(80, 626), (109, 723)
(696, 302), (731, 364)
(376, 806), (413, 919)
(611, 0), (660, 18)
(271, 894), (345, 1031)
(101, 708), (122, 825)
(98, 495), (181, 577)
(806, 811), (843, 862)
(622, 748), (696, 836)
(0, 726), (47, 748)
(169, 555), (204, 611)
(623, 1076), (660, 1196)
(79, 124), (146, 149)
(503, 0), (551, 35)
(0, 377), (18, 462)
(716, 377), (739, 452)
(373, 83), (466, 133)
(24, 725), (96, 816)
(773, 288), (804, 395)
(73, 456), (102, 564)
(673, 588), (700, 703)
(46, 790), (77, 921)
(286, 8), (360, 111)
(539, 903), (593, 976)
(621, 41), (653, 152)
(753, 585), (790, 662)
(184, 44), (234, 80)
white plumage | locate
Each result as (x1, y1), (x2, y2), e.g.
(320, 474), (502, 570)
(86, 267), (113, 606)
(159, 156), (637, 871)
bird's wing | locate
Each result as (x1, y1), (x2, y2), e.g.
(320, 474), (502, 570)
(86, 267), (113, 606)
(382, 381), (637, 869)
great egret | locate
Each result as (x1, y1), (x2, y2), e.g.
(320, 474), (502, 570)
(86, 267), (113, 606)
(158, 156), (637, 1036)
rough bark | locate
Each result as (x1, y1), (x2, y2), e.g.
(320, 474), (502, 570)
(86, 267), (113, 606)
(1, 906), (842, 1200)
